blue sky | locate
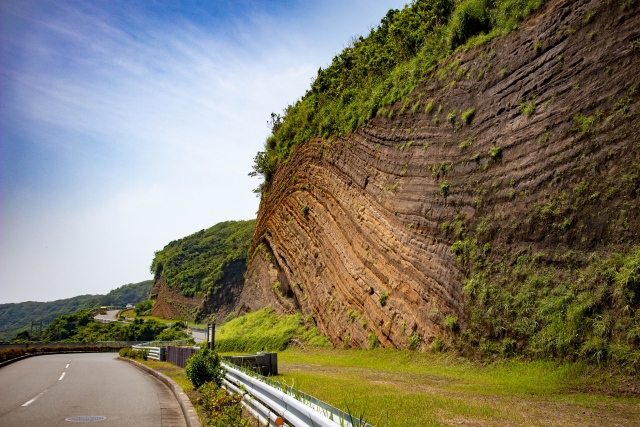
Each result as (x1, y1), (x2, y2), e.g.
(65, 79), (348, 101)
(0, 0), (407, 303)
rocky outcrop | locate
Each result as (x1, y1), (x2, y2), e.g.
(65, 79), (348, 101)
(240, 0), (640, 349)
(150, 277), (204, 321)
(150, 261), (248, 323)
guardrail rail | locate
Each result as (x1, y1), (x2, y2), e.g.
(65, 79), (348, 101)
(222, 361), (372, 427)
(132, 345), (165, 361)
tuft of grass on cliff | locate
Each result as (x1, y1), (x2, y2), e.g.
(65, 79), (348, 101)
(215, 307), (331, 353)
(151, 220), (255, 298)
(251, 0), (546, 191)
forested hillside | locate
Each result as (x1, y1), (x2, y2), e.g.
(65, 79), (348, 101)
(0, 280), (151, 340)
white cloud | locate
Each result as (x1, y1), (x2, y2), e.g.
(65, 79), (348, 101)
(0, 0), (406, 303)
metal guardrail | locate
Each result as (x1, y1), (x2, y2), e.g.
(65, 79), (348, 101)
(222, 362), (372, 427)
(0, 341), (144, 350)
(132, 345), (165, 361)
(135, 339), (192, 347)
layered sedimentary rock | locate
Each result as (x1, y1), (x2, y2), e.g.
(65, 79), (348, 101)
(240, 0), (640, 349)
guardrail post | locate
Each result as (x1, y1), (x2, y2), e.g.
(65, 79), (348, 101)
(269, 352), (278, 376)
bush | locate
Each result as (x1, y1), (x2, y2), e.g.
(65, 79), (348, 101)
(379, 291), (390, 307)
(134, 300), (155, 316)
(119, 347), (134, 358)
(368, 333), (380, 350)
(185, 348), (224, 389)
(408, 332), (421, 350)
(155, 328), (189, 342)
(198, 382), (249, 427)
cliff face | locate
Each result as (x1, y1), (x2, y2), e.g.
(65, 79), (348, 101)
(240, 0), (640, 350)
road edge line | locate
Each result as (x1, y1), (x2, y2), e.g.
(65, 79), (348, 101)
(117, 357), (201, 427)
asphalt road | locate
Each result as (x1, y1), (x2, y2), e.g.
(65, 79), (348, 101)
(189, 330), (205, 344)
(0, 353), (186, 427)
(94, 309), (120, 323)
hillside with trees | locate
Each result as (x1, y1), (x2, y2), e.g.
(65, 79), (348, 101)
(0, 280), (151, 341)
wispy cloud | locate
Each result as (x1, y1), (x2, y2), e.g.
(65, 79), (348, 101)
(0, 0), (405, 303)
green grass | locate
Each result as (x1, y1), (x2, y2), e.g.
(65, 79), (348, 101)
(215, 307), (330, 352)
(272, 347), (640, 427)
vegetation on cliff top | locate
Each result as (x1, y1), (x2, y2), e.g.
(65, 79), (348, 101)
(0, 280), (152, 341)
(151, 220), (255, 297)
(251, 0), (545, 191)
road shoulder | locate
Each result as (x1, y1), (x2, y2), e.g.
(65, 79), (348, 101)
(117, 357), (201, 427)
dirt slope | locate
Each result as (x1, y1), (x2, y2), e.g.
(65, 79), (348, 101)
(239, 0), (640, 350)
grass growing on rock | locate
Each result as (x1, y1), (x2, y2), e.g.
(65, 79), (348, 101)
(215, 307), (330, 353)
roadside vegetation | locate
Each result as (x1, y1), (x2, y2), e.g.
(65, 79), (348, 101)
(126, 347), (249, 426)
(150, 220), (255, 298)
(251, 0), (546, 192)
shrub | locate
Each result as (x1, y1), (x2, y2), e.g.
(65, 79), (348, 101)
(185, 348), (224, 389)
(368, 333), (380, 350)
(444, 316), (459, 332)
(430, 337), (447, 352)
(408, 332), (421, 350)
(519, 101), (535, 117)
(487, 146), (502, 158)
(379, 291), (390, 307)
(155, 328), (190, 342)
(119, 347), (135, 358)
(440, 181), (450, 196)
(198, 382), (249, 427)
(461, 107), (476, 123)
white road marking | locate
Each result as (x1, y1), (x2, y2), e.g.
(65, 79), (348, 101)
(59, 372), (66, 381)
(66, 364), (69, 368)
(22, 389), (48, 406)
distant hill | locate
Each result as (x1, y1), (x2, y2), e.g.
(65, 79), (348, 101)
(0, 280), (152, 340)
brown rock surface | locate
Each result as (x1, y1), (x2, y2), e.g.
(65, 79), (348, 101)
(239, 0), (640, 349)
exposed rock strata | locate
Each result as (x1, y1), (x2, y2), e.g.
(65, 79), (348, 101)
(240, 0), (640, 349)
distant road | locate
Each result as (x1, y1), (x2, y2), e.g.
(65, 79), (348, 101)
(94, 309), (120, 323)
(190, 329), (205, 344)
(0, 353), (186, 427)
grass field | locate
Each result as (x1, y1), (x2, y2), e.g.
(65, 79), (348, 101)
(266, 348), (640, 427)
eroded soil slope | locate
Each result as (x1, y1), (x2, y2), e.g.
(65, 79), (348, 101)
(240, 0), (640, 350)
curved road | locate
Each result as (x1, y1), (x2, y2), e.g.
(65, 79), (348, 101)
(0, 353), (186, 426)
(94, 309), (120, 323)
